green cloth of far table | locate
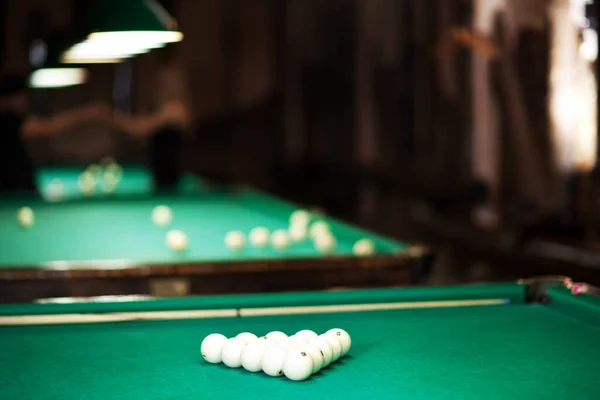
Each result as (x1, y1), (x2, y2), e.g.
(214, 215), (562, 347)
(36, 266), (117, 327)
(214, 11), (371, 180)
(1, 283), (600, 399)
(0, 167), (406, 267)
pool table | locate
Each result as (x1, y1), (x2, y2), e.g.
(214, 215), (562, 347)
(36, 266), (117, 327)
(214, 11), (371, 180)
(1, 278), (599, 399)
(0, 167), (427, 302)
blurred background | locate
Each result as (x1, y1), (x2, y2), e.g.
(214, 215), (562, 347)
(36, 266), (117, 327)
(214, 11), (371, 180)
(2, 0), (600, 294)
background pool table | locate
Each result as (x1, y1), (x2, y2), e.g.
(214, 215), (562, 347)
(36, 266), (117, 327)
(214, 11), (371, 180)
(0, 167), (428, 302)
(1, 281), (599, 399)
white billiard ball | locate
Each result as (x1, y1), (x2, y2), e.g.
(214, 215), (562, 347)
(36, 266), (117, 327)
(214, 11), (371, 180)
(221, 337), (247, 368)
(309, 221), (330, 239)
(241, 342), (267, 372)
(248, 227), (270, 247)
(46, 179), (64, 201)
(289, 209), (310, 227)
(309, 338), (333, 368)
(319, 334), (342, 362)
(152, 205), (173, 227)
(257, 337), (277, 346)
(289, 335), (310, 346)
(261, 346), (288, 376)
(265, 331), (288, 343)
(271, 230), (289, 249)
(224, 230), (245, 250)
(315, 233), (336, 253)
(86, 164), (101, 177)
(200, 333), (228, 364)
(295, 330), (318, 340)
(236, 332), (258, 344)
(78, 172), (96, 196)
(299, 344), (324, 374)
(283, 349), (314, 381)
(165, 229), (189, 251)
(17, 207), (34, 228)
(288, 224), (307, 242)
(353, 238), (375, 256)
(325, 328), (351, 356)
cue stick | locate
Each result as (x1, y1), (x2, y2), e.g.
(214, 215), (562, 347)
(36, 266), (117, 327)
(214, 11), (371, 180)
(0, 298), (507, 326)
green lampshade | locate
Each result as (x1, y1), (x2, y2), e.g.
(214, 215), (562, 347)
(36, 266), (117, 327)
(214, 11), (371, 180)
(86, 0), (182, 47)
(29, 40), (88, 89)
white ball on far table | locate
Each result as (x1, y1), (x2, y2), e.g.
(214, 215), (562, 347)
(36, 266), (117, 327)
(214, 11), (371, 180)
(295, 330), (318, 340)
(236, 332), (258, 344)
(270, 229), (289, 249)
(315, 233), (336, 252)
(309, 338), (334, 367)
(353, 238), (375, 256)
(165, 229), (189, 251)
(299, 344), (324, 374)
(221, 337), (247, 368)
(289, 209), (310, 226)
(241, 342), (267, 372)
(200, 333), (228, 364)
(283, 349), (314, 381)
(261, 346), (288, 376)
(309, 221), (330, 239)
(46, 179), (65, 201)
(224, 230), (245, 250)
(288, 224), (307, 242)
(152, 205), (173, 227)
(17, 207), (35, 228)
(319, 334), (342, 362)
(325, 328), (352, 356)
(248, 227), (270, 247)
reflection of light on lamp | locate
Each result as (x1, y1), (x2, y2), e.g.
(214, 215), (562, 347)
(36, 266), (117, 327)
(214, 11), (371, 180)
(29, 68), (88, 88)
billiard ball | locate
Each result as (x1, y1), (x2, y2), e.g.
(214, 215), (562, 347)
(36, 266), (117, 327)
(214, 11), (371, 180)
(261, 346), (287, 376)
(152, 205), (173, 227)
(200, 333), (228, 363)
(105, 162), (123, 179)
(309, 221), (330, 239)
(289, 335), (310, 346)
(309, 338), (334, 368)
(319, 334), (342, 362)
(221, 337), (247, 368)
(46, 179), (65, 201)
(270, 229), (289, 249)
(288, 224), (307, 242)
(248, 227), (270, 248)
(165, 229), (189, 251)
(299, 343), (324, 374)
(325, 328), (351, 356)
(17, 207), (34, 228)
(100, 180), (118, 195)
(257, 337), (277, 347)
(295, 329), (318, 340)
(315, 233), (336, 253)
(265, 331), (288, 344)
(86, 164), (101, 177)
(78, 172), (96, 196)
(224, 230), (245, 250)
(352, 238), (375, 256)
(241, 341), (267, 372)
(289, 209), (310, 227)
(236, 332), (258, 344)
(283, 349), (314, 381)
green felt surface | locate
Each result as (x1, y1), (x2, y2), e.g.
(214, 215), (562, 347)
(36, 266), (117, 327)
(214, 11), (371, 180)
(1, 284), (600, 399)
(0, 173), (405, 267)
